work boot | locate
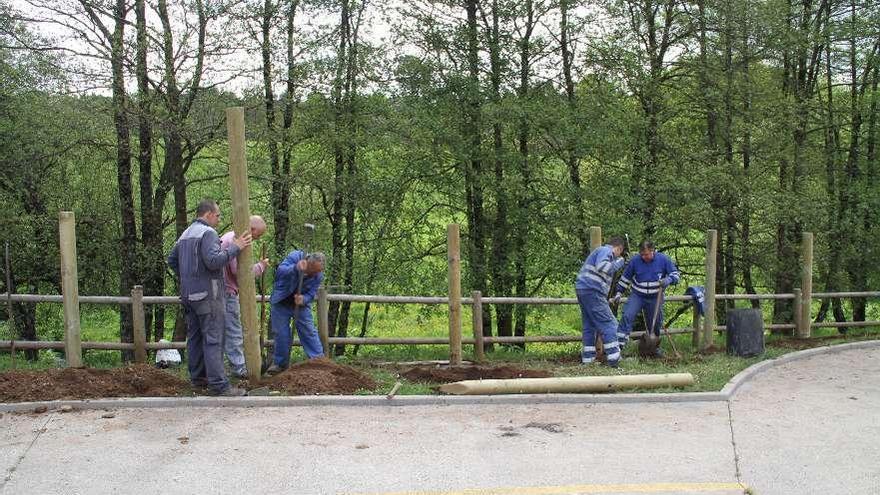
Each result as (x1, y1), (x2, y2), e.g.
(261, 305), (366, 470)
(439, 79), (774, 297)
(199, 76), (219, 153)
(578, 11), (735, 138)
(265, 364), (287, 376)
(210, 386), (247, 397)
(652, 346), (665, 359)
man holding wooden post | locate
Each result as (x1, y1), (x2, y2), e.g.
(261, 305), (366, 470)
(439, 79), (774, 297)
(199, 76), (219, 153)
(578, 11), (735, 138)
(167, 199), (252, 396)
(575, 236), (627, 367)
(219, 215), (270, 379)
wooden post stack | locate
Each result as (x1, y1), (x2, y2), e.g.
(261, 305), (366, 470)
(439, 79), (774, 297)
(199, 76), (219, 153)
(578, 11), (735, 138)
(701, 229), (718, 351)
(131, 285), (147, 363)
(472, 290), (484, 362)
(58, 211), (83, 367)
(448, 224), (462, 365)
(799, 232), (813, 338)
(226, 107), (261, 380)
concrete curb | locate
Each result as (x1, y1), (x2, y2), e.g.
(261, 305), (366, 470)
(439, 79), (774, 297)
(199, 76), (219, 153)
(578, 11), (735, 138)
(2, 340), (877, 413)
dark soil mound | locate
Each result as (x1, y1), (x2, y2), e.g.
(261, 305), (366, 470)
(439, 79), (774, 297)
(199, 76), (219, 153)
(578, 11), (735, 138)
(0, 365), (189, 403)
(400, 365), (551, 384)
(265, 358), (377, 395)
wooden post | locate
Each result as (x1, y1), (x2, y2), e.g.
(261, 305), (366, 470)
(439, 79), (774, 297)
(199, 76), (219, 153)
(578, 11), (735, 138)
(792, 288), (803, 337)
(318, 286), (330, 358)
(472, 290), (484, 363)
(589, 226), (602, 250)
(701, 229), (718, 351)
(58, 211), (82, 368)
(448, 224), (462, 365)
(691, 300), (702, 348)
(226, 107), (261, 380)
(799, 232), (813, 338)
(131, 285), (147, 364)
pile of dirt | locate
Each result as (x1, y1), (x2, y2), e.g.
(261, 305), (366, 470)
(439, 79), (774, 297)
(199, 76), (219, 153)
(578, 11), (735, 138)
(264, 358), (377, 395)
(400, 365), (551, 384)
(0, 365), (189, 403)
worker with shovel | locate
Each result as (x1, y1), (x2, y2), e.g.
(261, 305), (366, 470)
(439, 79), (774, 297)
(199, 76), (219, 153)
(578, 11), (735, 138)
(265, 249), (326, 375)
(611, 240), (680, 357)
(575, 236), (627, 367)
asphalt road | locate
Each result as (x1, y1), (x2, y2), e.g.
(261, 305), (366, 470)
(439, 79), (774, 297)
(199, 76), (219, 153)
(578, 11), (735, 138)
(1, 346), (877, 495)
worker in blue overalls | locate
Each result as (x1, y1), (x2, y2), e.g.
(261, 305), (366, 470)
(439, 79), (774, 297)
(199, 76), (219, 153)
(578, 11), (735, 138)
(575, 236), (627, 367)
(611, 240), (680, 357)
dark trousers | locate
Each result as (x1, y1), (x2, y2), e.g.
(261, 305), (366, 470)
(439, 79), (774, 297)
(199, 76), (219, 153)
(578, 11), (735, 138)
(183, 297), (229, 393)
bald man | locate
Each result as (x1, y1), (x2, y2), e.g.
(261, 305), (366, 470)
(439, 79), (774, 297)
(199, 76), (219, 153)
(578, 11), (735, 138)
(219, 215), (270, 378)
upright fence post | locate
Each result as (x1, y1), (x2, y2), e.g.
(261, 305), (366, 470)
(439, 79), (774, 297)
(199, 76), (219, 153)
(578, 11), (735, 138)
(701, 229), (718, 351)
(131, 285), (147, 364)
(472, 290), (484, 363)
(590, 226), (602, 250)
(226, 107), (261, 381)
(59, 211), (83, 368)
(799, 232), (813, 338)
(691, 300), (702, 348)
(448, 224), (462, 365)
(318, 287), (330, 358)
(793, 288), (803, 337)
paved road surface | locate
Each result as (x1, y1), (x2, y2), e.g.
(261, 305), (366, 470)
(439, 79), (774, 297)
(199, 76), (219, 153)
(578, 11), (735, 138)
(1, 347), (877, 495)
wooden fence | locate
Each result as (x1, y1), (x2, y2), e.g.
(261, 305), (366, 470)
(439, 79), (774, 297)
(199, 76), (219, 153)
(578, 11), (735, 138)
(2, 223), (879, 366)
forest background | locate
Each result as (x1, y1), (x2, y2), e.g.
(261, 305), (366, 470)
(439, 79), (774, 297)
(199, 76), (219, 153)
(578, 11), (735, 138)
(1, 0), (878, 360)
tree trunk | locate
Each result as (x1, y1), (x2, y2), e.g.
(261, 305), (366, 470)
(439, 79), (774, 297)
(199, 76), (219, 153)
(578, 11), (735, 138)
(464, 0), (492, 348)
(485, 0), (512, 339)
(110, 0), (136, 360)
(513, 0), (535, 347)
(560, 0), (588, 254)
(277, 1), (301, 260)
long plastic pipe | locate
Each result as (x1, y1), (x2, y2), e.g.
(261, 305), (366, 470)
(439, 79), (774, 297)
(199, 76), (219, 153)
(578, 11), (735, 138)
(438, 373), (695, 395)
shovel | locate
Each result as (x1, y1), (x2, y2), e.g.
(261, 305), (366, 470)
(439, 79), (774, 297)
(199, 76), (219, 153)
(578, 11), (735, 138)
(638, 284), (664, 357)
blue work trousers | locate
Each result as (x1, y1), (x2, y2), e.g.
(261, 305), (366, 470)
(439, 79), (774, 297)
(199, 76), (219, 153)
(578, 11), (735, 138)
(576, 289), (620, 365)
(182, 297), (230, 393)
(270, 302), (324, 367)
(617, 292), (665, 344)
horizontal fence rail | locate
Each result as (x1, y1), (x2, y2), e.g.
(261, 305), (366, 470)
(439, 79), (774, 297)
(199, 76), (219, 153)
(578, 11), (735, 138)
(1, 291), (876, 362)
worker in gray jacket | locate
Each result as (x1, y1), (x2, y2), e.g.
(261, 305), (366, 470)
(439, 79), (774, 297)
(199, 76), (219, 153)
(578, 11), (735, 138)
(168, 199), (252, 396)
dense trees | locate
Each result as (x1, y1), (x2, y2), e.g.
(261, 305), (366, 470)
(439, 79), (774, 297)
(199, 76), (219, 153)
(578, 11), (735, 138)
(1, 0), (878, 354)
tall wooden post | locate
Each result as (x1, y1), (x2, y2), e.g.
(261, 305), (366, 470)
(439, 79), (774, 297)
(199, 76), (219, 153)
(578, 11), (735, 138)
(472, 290), (484, 363)
(799, 232), (813, 338)
(448, 224), (462, 365)
(131, 285), (147, 364)
(317, 287), (330, 358)
(59, 211), (82, 368)
(226, 107), (261, 380)
(701, 229), (718, 351)
(590, 226), (602, 251)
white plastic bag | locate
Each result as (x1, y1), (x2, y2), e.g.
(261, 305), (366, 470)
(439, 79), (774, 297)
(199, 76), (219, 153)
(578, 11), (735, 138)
(155, 339), (181, 368)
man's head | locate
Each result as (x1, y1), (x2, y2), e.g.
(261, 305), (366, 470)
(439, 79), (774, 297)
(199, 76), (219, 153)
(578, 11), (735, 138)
(304, 252), (326, 276)
(196, 199), (220, 227)
(249, 215), (267, 240)
(639, 240), (656, 263)
(608, 236), (626, 257)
